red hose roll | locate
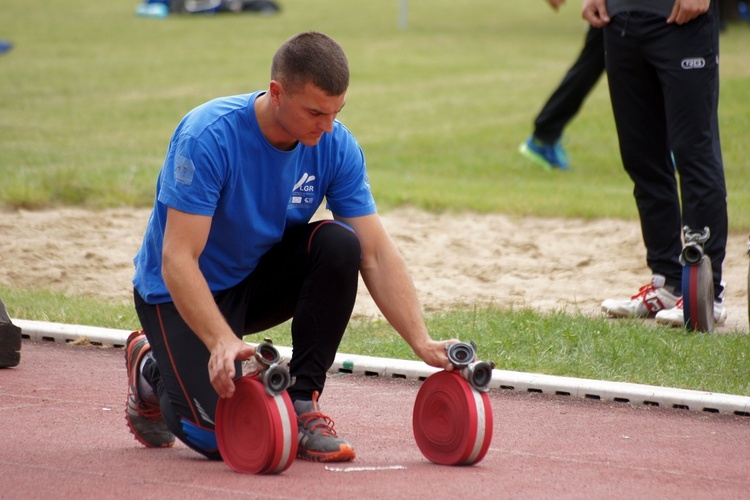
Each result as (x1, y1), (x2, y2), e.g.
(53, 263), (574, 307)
(216, 375), (298, 474)
(413, 370), (493, 465)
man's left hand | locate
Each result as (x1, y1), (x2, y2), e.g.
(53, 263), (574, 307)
(417, 339), (463, 372)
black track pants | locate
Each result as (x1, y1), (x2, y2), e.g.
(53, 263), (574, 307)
(134, 219), (362, 459)
(603, 8), (727, 298)
(533, 26), (605, 144)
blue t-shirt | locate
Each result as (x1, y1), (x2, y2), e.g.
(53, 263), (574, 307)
(133, 91), (376, 304)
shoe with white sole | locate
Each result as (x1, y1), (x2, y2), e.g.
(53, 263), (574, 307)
(654, 297), (727, 327)
(601, 275), (680, 318)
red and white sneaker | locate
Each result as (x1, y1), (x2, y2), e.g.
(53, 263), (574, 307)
(601, 275), (680, 318)
(655, 297), (728, 327)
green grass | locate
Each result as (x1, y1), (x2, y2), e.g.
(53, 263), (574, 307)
(1, 1), (749, 395)
(2, 284), (749, 397)
(2, 1), (749, 222)
(0, 286), (136, 330)
(338, 307), (750, 396)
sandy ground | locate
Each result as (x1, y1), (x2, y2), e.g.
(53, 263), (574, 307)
(0, 207), (748, 332)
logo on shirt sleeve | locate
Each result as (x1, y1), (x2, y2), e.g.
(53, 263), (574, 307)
(175, 155), (195, 186)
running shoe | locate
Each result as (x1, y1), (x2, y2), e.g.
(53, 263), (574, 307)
(601, 275), (680, 318)
(0, 40), (12, 55)
(295, 391), (355, 462)
(518, 135), (569, 170)
(125, 331), (174, 448)
(654, 297), (727, 327)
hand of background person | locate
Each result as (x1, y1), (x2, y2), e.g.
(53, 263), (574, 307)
(582, 0), (610, 27)
(667, 0), (711, 24)
(547, 0), (567, 11)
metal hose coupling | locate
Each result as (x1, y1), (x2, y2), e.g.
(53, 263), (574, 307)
(680, 226), (710, 266)
(245, 341), (294, 397)
(445, 340), (495, 393)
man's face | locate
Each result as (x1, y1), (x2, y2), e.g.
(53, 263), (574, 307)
(273, 81), (347, 147)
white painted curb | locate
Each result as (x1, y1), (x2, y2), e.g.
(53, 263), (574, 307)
(14, 319), (131, 347)
(13, 319), (750, 417)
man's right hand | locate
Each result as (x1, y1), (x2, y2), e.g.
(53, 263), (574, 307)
(667, 0), (711, 24)
(208, 335), (255, 399)
(582, 0), (610, 27)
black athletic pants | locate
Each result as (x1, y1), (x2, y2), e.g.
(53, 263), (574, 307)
(603, 6), (727, 299)
(533, 26), (605, 144)
(134, 219), (362, 459)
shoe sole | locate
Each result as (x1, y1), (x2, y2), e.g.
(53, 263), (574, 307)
(124, 332), (174, 448)
(518, 142), (568, 171)
(654, 315), (683, 327)
(519, 143), (554, 171)
(125, 410), (175, 448)
(296, 445), (356, 463)
(601, 305), (652, 319)
(655, 315), (727, 328)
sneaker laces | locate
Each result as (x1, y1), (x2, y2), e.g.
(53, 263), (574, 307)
(299, 413), (338, 436)
(297, 391), (339, 437)
(630, 282), (677, 314)
(129, 389), (164, 422)
(631, 283), (657, 301)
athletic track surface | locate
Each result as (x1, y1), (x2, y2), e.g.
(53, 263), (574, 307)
(1, 340), (748, 499)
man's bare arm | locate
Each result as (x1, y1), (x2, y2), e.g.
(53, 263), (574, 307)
(162, 207), (254, 398)
(336, 213), (459, 370)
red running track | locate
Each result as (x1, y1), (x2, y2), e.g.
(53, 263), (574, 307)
(1, 341), (748, 498)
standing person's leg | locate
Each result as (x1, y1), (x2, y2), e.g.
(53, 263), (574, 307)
(521, 25), (605, 170)
(652, 7), (727, 301)
(605, 14), (685, 289)
(533, 26), (605, 144)
(651, 5), (729, 327)
(599, 13), (682, 318)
